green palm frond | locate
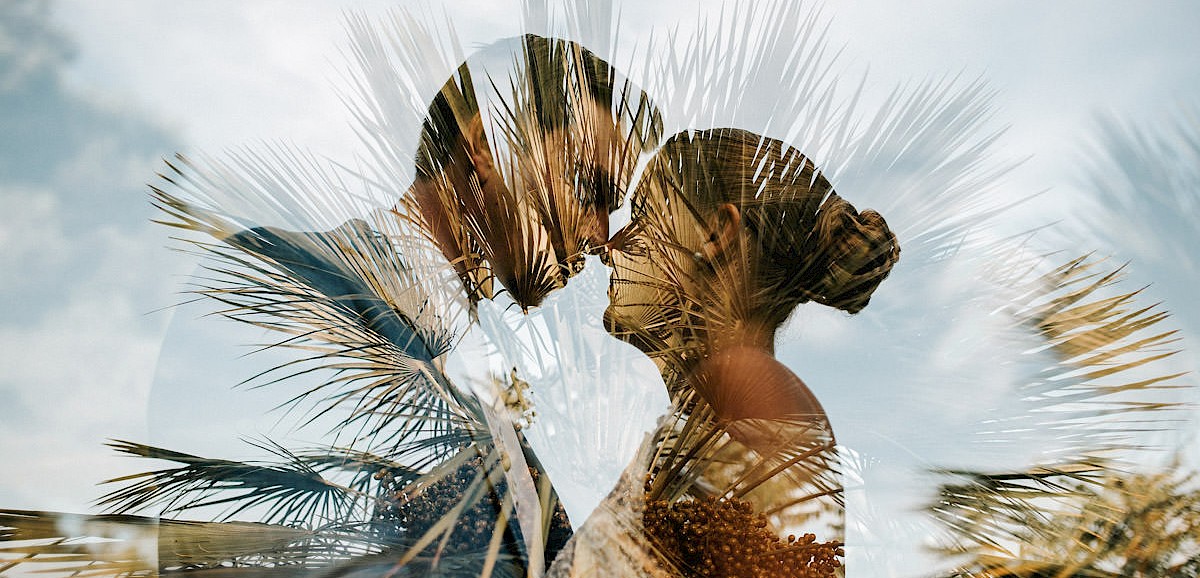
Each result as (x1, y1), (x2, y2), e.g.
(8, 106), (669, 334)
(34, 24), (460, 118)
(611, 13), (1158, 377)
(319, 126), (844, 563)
(95, 440), (366, 526)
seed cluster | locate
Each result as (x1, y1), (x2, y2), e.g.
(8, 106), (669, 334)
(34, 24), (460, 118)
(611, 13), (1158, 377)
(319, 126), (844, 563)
(643, 494), (843, 578)
(371, 454), (572, 567)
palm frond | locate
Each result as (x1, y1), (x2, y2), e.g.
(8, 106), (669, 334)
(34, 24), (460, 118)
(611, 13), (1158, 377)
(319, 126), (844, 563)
(292, 446), (422, 496)
(931, 464), (1200, 577)
(1082, 105), (1200, 282)
(930, 463), (1108, 556)
(152, 159), (486, 449)
(95, 440), (368, 526)
(645, 395), (842, 510)
(983, 253), (1189, 463)
(0, 509), (333, 576)
(929, 251), (1194, 575)
(639, 0), (841, 147)
(148, 146), (563, 573)
(85, 436), (560, 575)
(354, 18), (663, 311)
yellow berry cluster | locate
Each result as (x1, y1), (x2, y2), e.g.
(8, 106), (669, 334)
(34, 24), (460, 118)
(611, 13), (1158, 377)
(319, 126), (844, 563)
(643, 494), (843, 578)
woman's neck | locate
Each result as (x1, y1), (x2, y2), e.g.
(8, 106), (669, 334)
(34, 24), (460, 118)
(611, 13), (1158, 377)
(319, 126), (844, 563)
(681, 312), (825, 421)
(690, 344), (825, 422)
(708, 317), (777, 356)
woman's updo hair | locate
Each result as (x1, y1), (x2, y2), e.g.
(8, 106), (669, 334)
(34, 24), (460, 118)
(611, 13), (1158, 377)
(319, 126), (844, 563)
(633, 128), (900, 327)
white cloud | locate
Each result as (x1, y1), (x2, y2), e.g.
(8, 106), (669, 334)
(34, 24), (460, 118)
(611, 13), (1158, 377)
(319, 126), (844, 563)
(0, 0), (192, 513)
(0, 187), (72, 284)
(0, 205), (191, 512)
(0, 277), (159, 510)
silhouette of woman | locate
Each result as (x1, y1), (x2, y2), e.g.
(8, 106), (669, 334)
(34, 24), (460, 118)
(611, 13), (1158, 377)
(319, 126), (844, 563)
(550, 127), (899, 577)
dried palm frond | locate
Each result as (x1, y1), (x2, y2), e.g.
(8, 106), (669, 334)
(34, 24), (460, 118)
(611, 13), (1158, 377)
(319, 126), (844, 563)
(644, 393), (843, 523)
(0, 506), (542, 577)
(564, 4), (932, 571)
(984, 253), (1187, 463)
(622, 10), (1023, 568)
(929, 252), (1193, 576)
(922, 107), (1200, 576)
(932, 464), (1200, 578)
(598, 127), (891, 552)
(0, 509), (331, 576)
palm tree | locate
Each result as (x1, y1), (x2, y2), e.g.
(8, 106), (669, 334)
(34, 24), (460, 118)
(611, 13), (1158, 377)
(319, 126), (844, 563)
(1, 17), (643, 578)
(2, 167), (569, 575)
(0, 1), (672, 573)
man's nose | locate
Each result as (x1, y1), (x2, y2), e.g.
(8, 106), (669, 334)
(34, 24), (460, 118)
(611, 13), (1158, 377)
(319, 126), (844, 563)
(596, 243), (614, 267)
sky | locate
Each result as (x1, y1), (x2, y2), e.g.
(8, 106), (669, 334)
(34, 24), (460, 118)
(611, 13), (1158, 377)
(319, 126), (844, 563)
(2, 1), (1199, 576)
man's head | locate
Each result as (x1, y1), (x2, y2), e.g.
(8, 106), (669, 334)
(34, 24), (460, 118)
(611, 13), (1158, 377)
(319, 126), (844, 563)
(405, 35), (663, 310)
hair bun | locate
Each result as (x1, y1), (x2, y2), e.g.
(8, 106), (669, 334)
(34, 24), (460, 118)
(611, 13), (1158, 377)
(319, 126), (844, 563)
(810, 198), (900, 314)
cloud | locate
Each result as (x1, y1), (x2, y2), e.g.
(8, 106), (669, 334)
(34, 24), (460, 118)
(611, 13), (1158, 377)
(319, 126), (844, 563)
(0, 284), (160, 509)
(0, 0), (73, 91)
(0, 0), (189, 511)
(52, 0), (403, 156)
(0, 187), (72, 291)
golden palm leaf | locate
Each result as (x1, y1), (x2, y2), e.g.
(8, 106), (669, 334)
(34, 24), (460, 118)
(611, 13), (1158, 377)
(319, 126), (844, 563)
(929, 253), (1193, 577)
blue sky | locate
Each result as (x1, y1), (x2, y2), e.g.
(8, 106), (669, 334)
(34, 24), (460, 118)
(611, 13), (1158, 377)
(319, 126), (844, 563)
(2, 1), (1199, 575)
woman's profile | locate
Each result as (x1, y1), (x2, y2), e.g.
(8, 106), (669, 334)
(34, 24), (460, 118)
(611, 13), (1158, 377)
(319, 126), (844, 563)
(551, 127), (900, 577)
(606, 127), (899, 422)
